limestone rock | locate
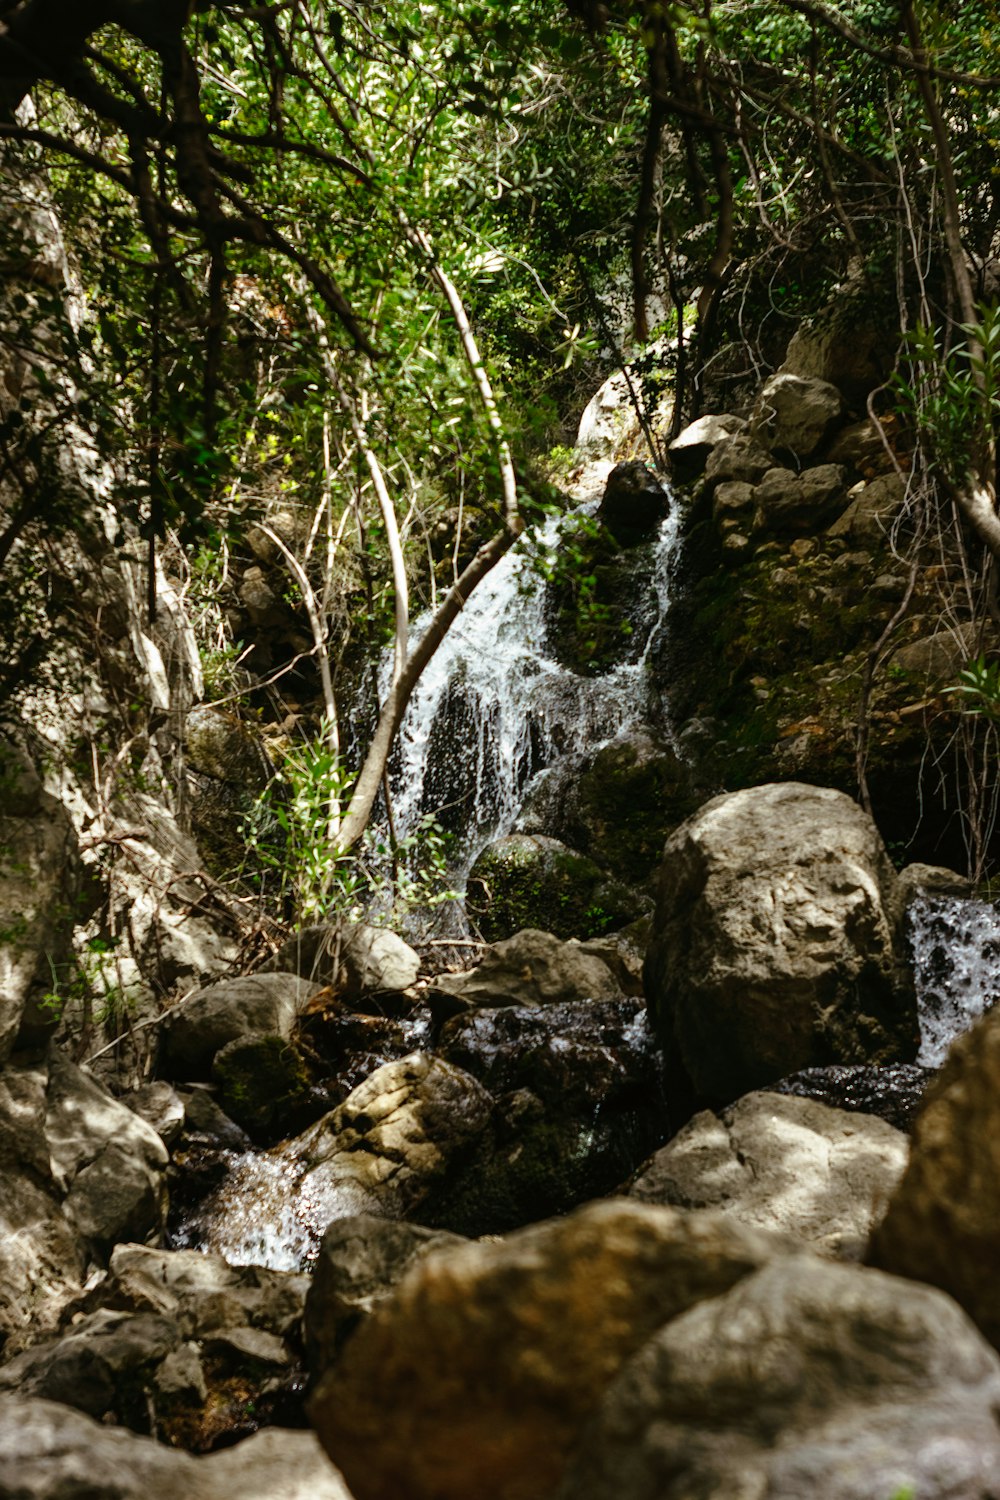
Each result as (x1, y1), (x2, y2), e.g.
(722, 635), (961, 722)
(0, 1396), (354, 1499)
(629, 1090), (907, 1255)
(560, 1254), (1000, 1500)
(264, 922), (419, 1003)
(668, 413), (745, 481)
(597, 460), (670, 542)
(157, 972), (314, 1078)
(429, 928), (626, 1012)
(703, 430), (773, 489)
(644, 782), (915, 1103)
(753, 462), (850, 535)
(750, 371), (844, 460)
(310, 1199), (790, 1500)
(891, 622), (977, 683)
(467, 833), (638, 944)
(827, 471), (907, 544)
(101, 1241), (309, 1340)
(304, 1215), (465, 1377)
(870, 1003), (1000, 1347)
(294, 1051), (492, 1219)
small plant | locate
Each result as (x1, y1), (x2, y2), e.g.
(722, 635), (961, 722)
(945, 655), (1000, 720)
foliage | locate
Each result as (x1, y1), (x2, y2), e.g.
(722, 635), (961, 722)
(945, 656), (1000, 720)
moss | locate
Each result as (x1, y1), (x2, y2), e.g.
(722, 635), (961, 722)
(570, 737), (699, 885)
(467, 836), (639, 943)
(212, 1031), (313, 1140)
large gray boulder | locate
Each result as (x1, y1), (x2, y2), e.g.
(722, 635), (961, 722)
(310, 1199), (791, 1500)
(750, 371), (844, 460)
(0, 1396), (353, 1499)
(157, 972), (314, 1078)
(753, 462), (850, 535)
(644, 783), (915, 1102)
(870, 1003), (1000, 1348)
(264, 921), (420, 1003)
(667, 413), (745, 482)
(559, 1254), (1000, 1500)
(629, 1089), (908, 1256)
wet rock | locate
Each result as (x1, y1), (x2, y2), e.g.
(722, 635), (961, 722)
(176, 1084), (250, 1149)
(310, 1199), (790, 1500)
(264, 922), (420, 1005)
(753, 462), (850, 536)
(629, 1090), (907, 1256)
(212, 1030), (313, 1139)
(0, 1396), (354, 1499)
(304, 1215), (465, 1377)
(644, 782), (915, 1105)
(560, 1253), (1000, 1500)
(467, 833), (639, 944)
(597, 460), (670, 542)
(158, 973), (314, 1079)
(428, 998), (667, 1234)
(667, 413), (745, 482)
(750, 371), (844, 461)
(771, 1062), (934, 1133)
(429, 928), (626, 1014)
(870, 1003), (1000, 1347)
(295, 1051), (492, 1220)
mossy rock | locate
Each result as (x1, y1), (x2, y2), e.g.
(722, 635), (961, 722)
(567, 731), (699, 885)
(212, 1030), (314, 1140)
(544, 522), (658, 676)
(467, 833), (641, 944)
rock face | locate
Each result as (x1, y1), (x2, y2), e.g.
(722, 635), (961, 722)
(629, 1090), (908, 1256)
(559, 1254), (1000, 1500)
(157, 973), (314, 1078)
(644, 783), (915, 1103)
(429, 928), (626, 1012)
(310, 1199), (790, 1500)
(870, 1004), (1000, 1347)
(467, 833), (638, 944)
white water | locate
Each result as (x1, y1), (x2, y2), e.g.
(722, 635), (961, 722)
(909, 894), (1000, 1065)
(380, 468), (680, 888)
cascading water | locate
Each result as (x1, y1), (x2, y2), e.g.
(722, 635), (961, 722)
(909, 893), (1000, 1065)
(378, 459), (680, 906)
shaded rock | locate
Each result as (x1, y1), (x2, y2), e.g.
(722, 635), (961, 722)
(295, 1051), (492, 1220)
(184, 707), (269, 787)
(429, 928), (626, 1013)
(158, 972), (314, 1079)
(827, 471), (907, 547)
(771, 1062), (935, 1133)
(703, 430), (773, 489)
(644, 782), (915, 1105)
(753, 462), (850, 536)
(667, 413), (745, 482)
(561, 1253), (1000, 1500)
(597, 460), (670, 542)
(212, 1030), (313, 1139)
(0, 1396), (354, 1499)
(781, 281), (898, 403)
(125, 1081), (185, 1147)
(750, 371), (844, 460)
(264, 922), (419, 1005)
(304, 1215), (465, 1377)
(429, 997), (666, 1234)
(310, 1199), (791, 1500)
(467, 833), (638, 944)
(711, 479), (755, 538)
(98, 1241), (309, 1339)
(870, 1003), (1000, 1347)
(826, 416), (890, 472)
(176, 1084), (250, 1149)
(891, 622), (977, 683)
(629, 1089), (907, 1256)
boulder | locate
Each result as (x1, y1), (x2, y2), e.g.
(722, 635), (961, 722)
(560, 1254), (1000, 1500)
(643, 782), (915, 1103)
(184, 707), (270, 787)
(826, 416), (890, 472)
(629, 1090), (907, 1256)
(827, 471), (907, 545)
(890, 622), (977, 683)
(157, 972), (314, 1078)
(125, 1081), (185, 1147)
(304, 1215), (465, 1377)
(667, 413), (745, 482)
(0, 1396), (353, 1500)
(703, 430), (773, 489)
(429, 997), (666, 1233)
(467, 833), (638, 944)
(264, 922), (419, 1004)
(295, 1051), (492, 1221)
(781, 281), (898, 404)
(870, 1003), (1000, 1347)
(212, 1030), (313, 1139)
(750, 371), (844, 460)
(429, 928), (626, 1013)
(597, 460), (670, 542)
(310, 1199), (791, 1500)
(771, 1061), (934, 1133)
(753, 462), (850, 535)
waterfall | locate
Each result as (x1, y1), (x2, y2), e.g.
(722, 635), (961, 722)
(909, 893), (1000, 1065)
(378, 463), (680, 894)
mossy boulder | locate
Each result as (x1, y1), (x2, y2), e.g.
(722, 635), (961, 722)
(212, 1031), (315, 1140)
(467, 834), (640, 943)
